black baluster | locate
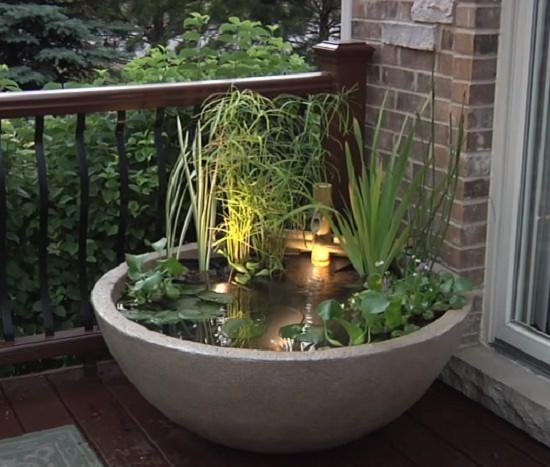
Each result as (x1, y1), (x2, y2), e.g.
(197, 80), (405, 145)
(35, 116), (54, 336)
(0, 120), (14, 341)
(116, 111), (129, 264)
(155, 108), (166, 240)
(76, 114), (93, 330)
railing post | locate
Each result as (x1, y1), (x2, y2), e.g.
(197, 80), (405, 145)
(313, 40), (373, 210)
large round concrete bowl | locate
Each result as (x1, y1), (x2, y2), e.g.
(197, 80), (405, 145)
(91, 244), (469, 453)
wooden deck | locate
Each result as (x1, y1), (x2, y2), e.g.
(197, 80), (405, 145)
(0, 362), (549, 467)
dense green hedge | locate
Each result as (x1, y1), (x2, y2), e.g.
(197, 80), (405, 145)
(1, 14), (310, 337)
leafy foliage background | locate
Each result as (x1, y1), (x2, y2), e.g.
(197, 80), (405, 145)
(1, 15), (310, 337)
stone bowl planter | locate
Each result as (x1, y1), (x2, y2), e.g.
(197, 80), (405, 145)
(91, 244), (470, 453)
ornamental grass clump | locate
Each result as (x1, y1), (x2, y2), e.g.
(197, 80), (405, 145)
(331, 93), (464, 278)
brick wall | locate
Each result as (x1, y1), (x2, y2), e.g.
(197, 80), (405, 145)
(351, 0), (501, 344)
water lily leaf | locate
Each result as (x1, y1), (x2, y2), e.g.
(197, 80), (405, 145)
(222, 319), (266, 339)
(173, 297), (200, 310)
(335, 319), (365, 345)
(197, 290), (234, 304)
(177, 283), (207, 295)
(198, 301), (225, 317)
(317, 299), (343, 321)
(122, 309), (157, 322)
(358, 290), (389, 316)
(149, 310), (182, 325)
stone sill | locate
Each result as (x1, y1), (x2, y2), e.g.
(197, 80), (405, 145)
(440, 344), (550, 447)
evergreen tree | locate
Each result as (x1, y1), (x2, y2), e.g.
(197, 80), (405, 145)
(0, 2), (133, 88)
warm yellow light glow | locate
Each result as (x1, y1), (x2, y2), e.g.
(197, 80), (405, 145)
(311, 242), (330, 267)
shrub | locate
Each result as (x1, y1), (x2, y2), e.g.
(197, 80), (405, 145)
(1, 14), (313, 337)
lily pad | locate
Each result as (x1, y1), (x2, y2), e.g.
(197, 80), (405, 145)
(197, 290), (234, 304)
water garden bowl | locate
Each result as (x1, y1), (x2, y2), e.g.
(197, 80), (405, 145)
(91, 243), (470, 453)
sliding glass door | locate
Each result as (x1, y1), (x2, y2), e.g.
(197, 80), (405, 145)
(489, 0), (550, 365)
(515, 0), (550, 338)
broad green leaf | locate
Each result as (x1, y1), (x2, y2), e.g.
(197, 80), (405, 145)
(324, 327), (344, 347)
(403, 323), (420, 335)
(358, 290), (389, 316)
(230, 262), (248, 274)
(234, 273), (251, 285)
(449, 295), (468, 309)
(317, 299), (343, 321)
(365, 273), (383, 291)
(245, 261), (260, 272)
(279, 323), (303, 339)
(384, 300), (403, 332)
(453, 276), (472, 293)
(151, 237), (167, 253)
(165, 282), (181, 300)
(422, 309), (434, 321)
(137, 271), (162, 294)
(335, 319), (366, 345)
(125, 253), (149, 279)
(158, 257), (187, 276)
(439, 273), (454, 294)
(295, 325), (325, 345)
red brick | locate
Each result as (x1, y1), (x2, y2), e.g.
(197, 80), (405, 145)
(382, 67), (415, 91)
(451, 200), (488, 224)
(399, 47), (435, 71)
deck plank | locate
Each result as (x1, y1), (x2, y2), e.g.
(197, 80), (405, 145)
(432, 382), (550, 467)
(48, 367), (170, 467)
(99, 362), (414, 467)
(1, 375), (73, 432)
(381, 413), (478, 467)
(0, 385), (23, 439)
(1, 362), (549, 467)
(409, 383), (544, 467)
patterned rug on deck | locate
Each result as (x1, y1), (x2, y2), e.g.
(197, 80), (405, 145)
(0, 425), (103, 467)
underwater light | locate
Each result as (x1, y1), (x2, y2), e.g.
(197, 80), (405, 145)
(311, 242), (331, 267)
(310, 182), (332, 268)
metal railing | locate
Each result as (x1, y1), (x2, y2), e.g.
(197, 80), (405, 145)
(0, 40), (371, 365)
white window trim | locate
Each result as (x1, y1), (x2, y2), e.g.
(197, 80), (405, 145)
(484, 0), (550, 365)
(340, 0), (352, 40)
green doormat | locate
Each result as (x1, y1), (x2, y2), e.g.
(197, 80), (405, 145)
(0, 425), (103, 467)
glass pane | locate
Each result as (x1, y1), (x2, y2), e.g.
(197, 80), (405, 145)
(514, 0), (550, 335)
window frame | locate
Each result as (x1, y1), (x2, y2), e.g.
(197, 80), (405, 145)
(485, 0), (550, 365)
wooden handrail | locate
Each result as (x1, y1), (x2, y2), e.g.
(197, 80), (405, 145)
(0, 72), (335, 118)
